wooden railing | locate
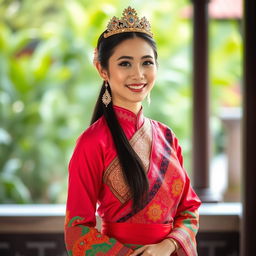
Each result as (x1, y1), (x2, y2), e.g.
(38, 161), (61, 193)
(0, 203), (241, 256)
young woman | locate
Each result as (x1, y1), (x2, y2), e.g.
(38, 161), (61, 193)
(64, 7), (201, 256)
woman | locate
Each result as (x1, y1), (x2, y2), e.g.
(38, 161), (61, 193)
(64, 6), (201, 256)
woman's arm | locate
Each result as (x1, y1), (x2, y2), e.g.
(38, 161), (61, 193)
(166, 134), (201, 256)
(64, 133), (133, 255)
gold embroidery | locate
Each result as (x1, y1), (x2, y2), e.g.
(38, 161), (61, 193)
(103, 118), (152, 203)
(129, 119), (151, 171)
(103, 159), (131, 203)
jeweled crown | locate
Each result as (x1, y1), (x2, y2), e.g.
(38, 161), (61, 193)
(104, 7), (153, 38)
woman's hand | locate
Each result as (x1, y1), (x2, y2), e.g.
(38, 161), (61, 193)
(130, 239), (176, 256)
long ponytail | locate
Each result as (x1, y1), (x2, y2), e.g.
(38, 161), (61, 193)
(91, 31), (157, 211)
(91, 83), (149, 210)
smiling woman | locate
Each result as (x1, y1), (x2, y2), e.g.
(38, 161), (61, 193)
(96, 37), (157, 115)
(64, 6), (201, 256)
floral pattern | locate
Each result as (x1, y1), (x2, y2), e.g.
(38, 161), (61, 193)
(171, 178), (183, 197)
(146, 203), (163, 222)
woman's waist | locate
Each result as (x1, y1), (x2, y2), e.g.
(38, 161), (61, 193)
(101, 221), (173, 245)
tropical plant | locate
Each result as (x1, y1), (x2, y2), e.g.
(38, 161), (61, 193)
(0, 0), (241, 203)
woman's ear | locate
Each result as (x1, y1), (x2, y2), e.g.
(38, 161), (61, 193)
(95, 62), (109, 81)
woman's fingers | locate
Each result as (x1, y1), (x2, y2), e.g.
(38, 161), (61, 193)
(130, 245), (148, 256)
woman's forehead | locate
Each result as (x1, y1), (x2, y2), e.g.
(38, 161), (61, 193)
(111, 37), (154, 58)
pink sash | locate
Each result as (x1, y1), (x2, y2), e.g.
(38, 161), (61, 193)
(102, 221), (172, 245)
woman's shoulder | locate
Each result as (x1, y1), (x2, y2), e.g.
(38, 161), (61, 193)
(149, 118), (179, 145)
(149, 118), (174, 134)
(75, 116), (110, 150)
(149, 118), (184, 163)
(69, 116), (110, 173)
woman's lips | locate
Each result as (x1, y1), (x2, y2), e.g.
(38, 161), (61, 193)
(126, 83), (146, 91)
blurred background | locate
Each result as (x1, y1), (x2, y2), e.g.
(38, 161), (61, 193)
(0, 0), (245, 255)
(0, 0), (242, 205)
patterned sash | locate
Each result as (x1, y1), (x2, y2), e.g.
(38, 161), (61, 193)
(103, 118), (152, 204)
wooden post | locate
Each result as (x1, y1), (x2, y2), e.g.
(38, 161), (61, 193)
(191, 0), (219, 202)
(241, 0), (256, 254)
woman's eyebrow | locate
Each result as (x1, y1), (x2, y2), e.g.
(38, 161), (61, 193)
(116, 56), (133, 60)
(116, 55), (153, 61)
(141, 55), (153, 59)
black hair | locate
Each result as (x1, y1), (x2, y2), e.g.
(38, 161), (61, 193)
(91, 31), (158, 211)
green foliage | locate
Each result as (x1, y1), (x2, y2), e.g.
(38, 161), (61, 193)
(0, 0), (242, 203)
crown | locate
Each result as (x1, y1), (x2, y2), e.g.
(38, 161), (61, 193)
(104, 7), (153, 38)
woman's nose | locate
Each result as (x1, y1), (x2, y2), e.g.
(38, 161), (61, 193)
(131, 65), (144, 80)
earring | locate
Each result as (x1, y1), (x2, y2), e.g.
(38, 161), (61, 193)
(102, 81), (112, 107)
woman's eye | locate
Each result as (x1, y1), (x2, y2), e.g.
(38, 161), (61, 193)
(143, 60), (154, 66)
(118, 61), (131, 67)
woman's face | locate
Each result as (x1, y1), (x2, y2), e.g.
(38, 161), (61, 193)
(104, 37), (157, 113)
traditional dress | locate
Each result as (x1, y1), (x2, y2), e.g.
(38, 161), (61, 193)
(65, 106), (201, 256)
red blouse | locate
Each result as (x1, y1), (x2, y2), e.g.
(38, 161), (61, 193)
(65, 106), (201, 256)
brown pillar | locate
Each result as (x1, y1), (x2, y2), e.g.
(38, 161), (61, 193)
(241, 0), (256, 254)
(191, 0), (219, 202)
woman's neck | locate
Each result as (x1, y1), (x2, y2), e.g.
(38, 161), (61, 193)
(112, 102), (142, 115)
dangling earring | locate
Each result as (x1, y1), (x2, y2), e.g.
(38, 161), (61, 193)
(147, 92), (151, 105)
(102, 81), (112, 107)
